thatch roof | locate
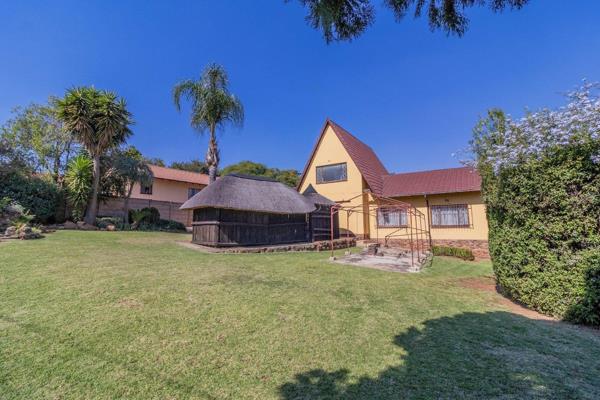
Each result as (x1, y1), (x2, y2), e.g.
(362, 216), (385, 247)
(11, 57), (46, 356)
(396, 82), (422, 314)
(302, 184), (336, 206)
(180, 174), (316, 214)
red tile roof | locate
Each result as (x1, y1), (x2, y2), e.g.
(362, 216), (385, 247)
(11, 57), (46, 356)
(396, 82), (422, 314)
(327, 120), (389, 195)
(298, 119), (389, 193)
(149, 165), (209, 185)
(299, 119), (481, 197)
(382, 167), (481, 197)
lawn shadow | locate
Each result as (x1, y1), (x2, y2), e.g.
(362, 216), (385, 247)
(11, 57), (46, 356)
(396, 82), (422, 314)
(279, 311), (600, 399)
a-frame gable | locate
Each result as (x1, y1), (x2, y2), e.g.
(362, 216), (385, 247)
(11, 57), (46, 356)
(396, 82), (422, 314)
(297, 119), (356, 191)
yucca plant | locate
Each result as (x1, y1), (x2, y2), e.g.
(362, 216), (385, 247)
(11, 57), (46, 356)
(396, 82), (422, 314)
(54, 87), (133, 224)
(65, 155), (93, 221)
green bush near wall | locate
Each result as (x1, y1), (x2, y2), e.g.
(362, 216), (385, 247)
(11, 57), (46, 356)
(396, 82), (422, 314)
(0, 171), (64, 223)
(481, 142), (600, 325)
(432, 246), (475, 261)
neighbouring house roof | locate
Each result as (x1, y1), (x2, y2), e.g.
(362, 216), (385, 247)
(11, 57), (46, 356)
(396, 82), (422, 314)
(298, 119), (389, 194)
(180, 174), (316, 214)
(302, 184), (336, 206)
(382, 167), (482, 197)
(149, 165), (209, 185)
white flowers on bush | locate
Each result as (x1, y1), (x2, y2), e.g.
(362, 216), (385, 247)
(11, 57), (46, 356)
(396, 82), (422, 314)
(470, 82), (600, 171)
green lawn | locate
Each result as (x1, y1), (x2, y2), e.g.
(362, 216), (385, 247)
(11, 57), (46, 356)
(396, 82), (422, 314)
(1, 231), (599, 399)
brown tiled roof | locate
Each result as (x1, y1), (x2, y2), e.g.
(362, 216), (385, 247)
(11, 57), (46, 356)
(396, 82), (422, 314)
(298, 119), (388, 194)
(149, 165), (209, 185)
(328, 120), (389, 195)
(298, 119), (481, 197)
(382, 167), (481, 197)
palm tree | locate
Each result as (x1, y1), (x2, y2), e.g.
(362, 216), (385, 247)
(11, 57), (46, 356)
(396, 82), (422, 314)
(173, 64), (244, 183)
(55, 87), (133, 225)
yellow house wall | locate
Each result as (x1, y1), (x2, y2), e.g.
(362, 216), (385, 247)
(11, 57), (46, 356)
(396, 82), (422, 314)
(130, 179), (205, 203)
(299, 125), (368, 236)
(367, 191), (488, 241)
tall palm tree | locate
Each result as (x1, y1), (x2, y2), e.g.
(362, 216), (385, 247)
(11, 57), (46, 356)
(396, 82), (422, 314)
(55, 87), (133, 225)
(173, 64), (244, 183)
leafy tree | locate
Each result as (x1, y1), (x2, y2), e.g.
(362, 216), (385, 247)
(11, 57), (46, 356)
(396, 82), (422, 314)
(109, 147), (153, 222)
(0, 136), (32, 173)
(169, 159), (209, 174)
(65, 155), (93, 221)
(145, 157), (165, 167)
(220, 160), (300, 187)
(0, 103), (77, 182)
(293, 0), (529, 43)
(54, 87), (133, 225)
(173, 64), (244, 184)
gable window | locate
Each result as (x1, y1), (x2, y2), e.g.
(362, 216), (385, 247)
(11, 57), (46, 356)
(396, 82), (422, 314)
(316, 162), (347, 184)
(188, 187), (202, 199)
(431, 204), (469, 227)
(377, 208), (407, 227)
(140, 184), (153, 195)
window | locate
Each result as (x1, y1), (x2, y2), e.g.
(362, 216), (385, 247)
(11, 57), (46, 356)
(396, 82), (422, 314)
(188, 187), (202, 199)
(140, 184), (153, 195)
(431, 204), (469, 227)
(377, 208), (407, 227)
(316, 162), (347, 183)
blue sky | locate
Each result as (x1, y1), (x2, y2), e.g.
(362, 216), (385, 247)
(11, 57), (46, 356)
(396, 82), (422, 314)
(2, 1), (600, 173)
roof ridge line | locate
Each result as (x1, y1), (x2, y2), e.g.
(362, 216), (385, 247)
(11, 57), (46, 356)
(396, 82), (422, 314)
(384, 166), (473, 177)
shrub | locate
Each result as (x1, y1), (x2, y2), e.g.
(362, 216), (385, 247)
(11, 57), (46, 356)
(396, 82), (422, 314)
(0, 171), (63, 223)
(96, 216), (123, 229)
(65, 155), (93, 221)
(432, 246), (475, 261)
(137, 219), (186, 232)
(470, 84), (600, 325)
(129, 207), (160, 226)
(565, 254), (600, 326)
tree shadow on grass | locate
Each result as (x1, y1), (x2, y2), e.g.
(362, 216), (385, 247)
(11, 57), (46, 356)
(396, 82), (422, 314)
(279, 312), (600, 399)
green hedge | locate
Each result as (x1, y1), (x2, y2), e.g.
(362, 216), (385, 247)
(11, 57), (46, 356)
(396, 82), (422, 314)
(137, 219), (186, 232)
(432, 245), (475, 261)
(0, 171), (63, 223)
(482, 142), (600, 324)
(432, 246), (475, 261)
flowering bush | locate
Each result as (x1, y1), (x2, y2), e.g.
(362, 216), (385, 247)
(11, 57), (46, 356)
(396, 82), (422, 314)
(470, 83), (600, 325)
(469, 82), (600, 171)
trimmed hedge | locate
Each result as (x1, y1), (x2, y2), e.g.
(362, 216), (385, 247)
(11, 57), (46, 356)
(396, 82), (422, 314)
(482, 141), (600, 324)
(137, 219), (186, 232)
(432, 246), (475, 261)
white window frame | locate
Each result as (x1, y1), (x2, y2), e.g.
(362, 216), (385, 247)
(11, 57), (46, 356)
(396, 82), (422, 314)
(377, 208), (408, 228)
(430, 204), (470, 228)
(316, 162), (347, 184)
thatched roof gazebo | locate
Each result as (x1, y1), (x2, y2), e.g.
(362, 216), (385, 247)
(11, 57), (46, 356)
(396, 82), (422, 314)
(181, 174), (323, 247)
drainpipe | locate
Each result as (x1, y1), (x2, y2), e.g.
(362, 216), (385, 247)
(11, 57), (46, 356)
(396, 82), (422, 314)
(425, 194), (433, 250)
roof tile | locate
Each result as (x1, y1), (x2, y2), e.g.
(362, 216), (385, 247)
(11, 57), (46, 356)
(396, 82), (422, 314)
(149, 165), (209, 185)
(382, 167), (481, 197)
(327, 120), (389, 195)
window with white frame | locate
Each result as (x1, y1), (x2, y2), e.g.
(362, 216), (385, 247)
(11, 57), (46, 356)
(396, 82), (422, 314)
(430, 204), (469, 227)
(316, 162), (347, 183)
(377, 208), (407, 227)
